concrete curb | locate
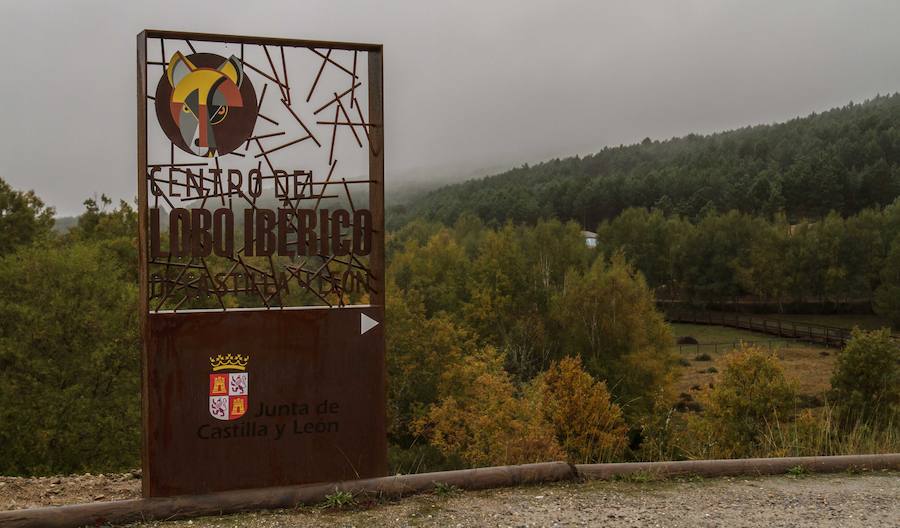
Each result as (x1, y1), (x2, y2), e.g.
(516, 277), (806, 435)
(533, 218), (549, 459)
(1, 455), (898, 527)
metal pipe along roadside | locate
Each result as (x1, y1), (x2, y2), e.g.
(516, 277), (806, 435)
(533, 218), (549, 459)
(2, 455), (898, 528)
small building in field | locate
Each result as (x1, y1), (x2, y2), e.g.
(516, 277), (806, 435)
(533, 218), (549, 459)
(581, 230), (598, 248)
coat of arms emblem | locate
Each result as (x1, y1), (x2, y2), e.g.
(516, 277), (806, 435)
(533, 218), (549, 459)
(208, 354), (249, 421)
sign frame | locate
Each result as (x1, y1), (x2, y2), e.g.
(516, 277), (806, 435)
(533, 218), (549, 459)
(136, 29), (385, 497)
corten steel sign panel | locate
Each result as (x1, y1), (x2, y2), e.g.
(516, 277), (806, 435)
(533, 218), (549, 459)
(137, 30), (385, 497)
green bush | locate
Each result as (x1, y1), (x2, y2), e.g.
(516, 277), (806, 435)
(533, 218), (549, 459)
(0, 241), (139, 475)
(684, 347), (797, 458)
(874, 236), (900, 326)
(830, 328), (900, 425)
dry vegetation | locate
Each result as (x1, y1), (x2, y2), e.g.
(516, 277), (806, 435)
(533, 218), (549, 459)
(671, 323), (836, 400)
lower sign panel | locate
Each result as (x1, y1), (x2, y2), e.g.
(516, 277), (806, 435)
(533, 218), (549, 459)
(144, 307), (387, 497)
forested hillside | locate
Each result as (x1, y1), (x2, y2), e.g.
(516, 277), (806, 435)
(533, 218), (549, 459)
(4, 94), (900, 478)
(389, 94), (900, 229)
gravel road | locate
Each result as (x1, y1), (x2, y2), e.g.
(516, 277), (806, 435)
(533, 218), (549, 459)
(133, 471), (898, 528)
(3, 471), (898, 527)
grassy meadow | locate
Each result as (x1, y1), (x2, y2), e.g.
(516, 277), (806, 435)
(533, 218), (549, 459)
(762, 314), (897, 333)
(671, 323), (836, 404)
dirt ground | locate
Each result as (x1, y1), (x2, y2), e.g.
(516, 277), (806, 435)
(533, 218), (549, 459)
(0, 471), (140, 511)
(3, 471), (898, 527)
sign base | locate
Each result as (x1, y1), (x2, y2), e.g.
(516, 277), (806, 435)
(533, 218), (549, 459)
(144, 306), (386, 497)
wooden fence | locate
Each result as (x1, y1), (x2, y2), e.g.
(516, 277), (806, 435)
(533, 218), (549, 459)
(666, 311), (853, 348)
(676, 339), (816, 355)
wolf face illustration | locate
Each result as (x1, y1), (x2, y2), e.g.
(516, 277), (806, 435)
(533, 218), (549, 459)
(155, 52), (258, 157)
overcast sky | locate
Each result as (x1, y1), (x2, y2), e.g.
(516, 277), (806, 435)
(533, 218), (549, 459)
(2, 0), (900, 216)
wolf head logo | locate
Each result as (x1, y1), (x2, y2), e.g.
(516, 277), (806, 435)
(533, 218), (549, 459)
(155, 52), (258, 157)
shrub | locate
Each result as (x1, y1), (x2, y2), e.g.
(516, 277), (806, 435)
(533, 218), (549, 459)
(874, 236), (900, 326)
(638, 390), (688, 461)
(414, 347), (563, 467)
(385, 283), (478, 443)
(552, 253), (675, 419)
(0, 241), (139, 475)
(830, 328), (900, 426)
(532, 356), (628, 463)
(684, 347), (797, 458)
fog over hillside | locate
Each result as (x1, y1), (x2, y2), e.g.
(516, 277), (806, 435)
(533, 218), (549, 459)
(4, 1), (900, 216)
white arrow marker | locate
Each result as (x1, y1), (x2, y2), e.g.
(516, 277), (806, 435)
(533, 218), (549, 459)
(361, 313), (379, 335)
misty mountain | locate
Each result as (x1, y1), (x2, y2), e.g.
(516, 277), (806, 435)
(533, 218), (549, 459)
(388, 94), (900, 230)
(385, 161), (519, 207)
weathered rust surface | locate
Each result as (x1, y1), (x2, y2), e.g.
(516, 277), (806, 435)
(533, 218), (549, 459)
(137, 31), (387, 498)
(144, 306), (386, 496)
(140, 31), (383, 311)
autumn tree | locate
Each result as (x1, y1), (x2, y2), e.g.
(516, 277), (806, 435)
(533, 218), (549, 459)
(532, 356), (628, 463)
(595, 207), (687, 291)
(552, 253), (675, 418)
(385, 282), (477, 443)
(65, 195), (139, 280)
(0, 176), (55, 257)
(389, 228), (470, 316)
(733, 215), (793, 309)
(463, 224), (529, 345)
(415, 347), (563, 467)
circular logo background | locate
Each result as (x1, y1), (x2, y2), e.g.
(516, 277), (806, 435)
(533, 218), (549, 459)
(155, 53), (258, 157)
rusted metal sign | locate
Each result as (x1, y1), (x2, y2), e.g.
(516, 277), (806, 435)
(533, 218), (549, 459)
(137, 30), (385, 497)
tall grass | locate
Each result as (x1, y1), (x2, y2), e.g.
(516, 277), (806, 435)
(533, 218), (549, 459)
(758, 405), (900, 458)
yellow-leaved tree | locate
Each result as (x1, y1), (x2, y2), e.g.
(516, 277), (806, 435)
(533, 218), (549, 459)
(532, 356), (628, 463)
(414, 346), (564, 467)
(385, 281), (477, 442)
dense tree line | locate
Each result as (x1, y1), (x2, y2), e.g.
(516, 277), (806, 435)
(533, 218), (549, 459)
(1, 165), (898, 474)
(0, 176), (678, 473)
(386, 216), (675, 446)
(593, 203), (900, 322)
(390, 94), (900, 229)
(0, 189), (139, 474)
(386, 214), (898, 468)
